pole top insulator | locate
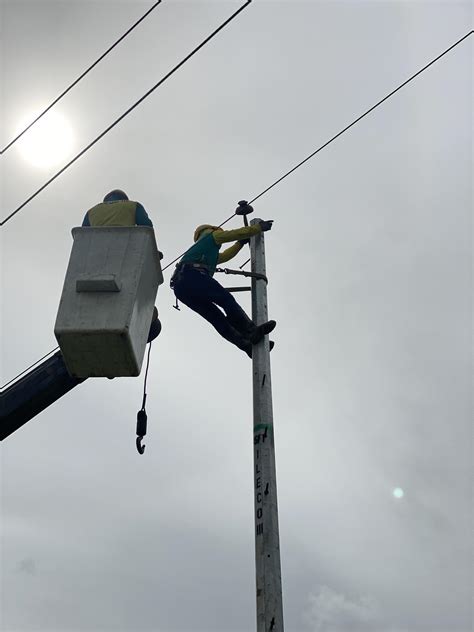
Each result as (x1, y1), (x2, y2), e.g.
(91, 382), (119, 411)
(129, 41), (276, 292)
(235, 200), (254, 216)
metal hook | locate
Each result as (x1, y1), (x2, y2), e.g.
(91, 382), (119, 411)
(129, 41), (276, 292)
(136, 408), (147, 455)
(136, 436), (146, 455)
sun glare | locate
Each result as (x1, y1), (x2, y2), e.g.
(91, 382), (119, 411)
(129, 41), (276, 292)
(392, 487), (405, 499)
(16, 110), (75, 169)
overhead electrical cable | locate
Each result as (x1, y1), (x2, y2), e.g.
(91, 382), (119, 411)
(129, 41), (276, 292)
(246, 30), (473, 206)
(0, 1), (164, 155)
(0, 347), (59, 391)
(216, 29), (474, 228)
(160, 30), (473, 271)
(0, 0), (253, 227)
(2, 29), (471, 389)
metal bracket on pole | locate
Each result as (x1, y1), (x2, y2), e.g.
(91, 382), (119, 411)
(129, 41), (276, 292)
(250, 218), (284, 631)
(225, 286), (251, 293)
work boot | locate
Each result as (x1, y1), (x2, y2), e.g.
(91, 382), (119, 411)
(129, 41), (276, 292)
(242, 342), (253, 359)
(249, 320), (276, 344)
(233, 332), (253, 358)
(243, 340), (275, 359)
(227, 310), (259, 339)
(221, 320), (253, 358)
(228, 311), (276, 345)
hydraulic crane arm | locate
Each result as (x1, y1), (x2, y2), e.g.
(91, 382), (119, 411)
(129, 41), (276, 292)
(0, 351), (85, 441)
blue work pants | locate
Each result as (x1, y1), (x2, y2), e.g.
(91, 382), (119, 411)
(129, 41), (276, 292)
(173, 268), (252, 350)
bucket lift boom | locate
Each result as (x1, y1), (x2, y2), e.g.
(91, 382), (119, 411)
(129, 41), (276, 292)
(1, 226), (163, 441)
(0, 351), (84, 441)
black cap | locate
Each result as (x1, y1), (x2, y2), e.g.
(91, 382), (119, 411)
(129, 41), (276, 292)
(103, 189), (128, 202)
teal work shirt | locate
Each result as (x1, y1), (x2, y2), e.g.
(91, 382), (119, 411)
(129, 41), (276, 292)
(179, 225), (261, 276)
(180, 233), (220, 275)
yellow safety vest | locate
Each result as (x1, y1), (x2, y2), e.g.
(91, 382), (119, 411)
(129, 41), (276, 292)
(87, 201), (137, 226)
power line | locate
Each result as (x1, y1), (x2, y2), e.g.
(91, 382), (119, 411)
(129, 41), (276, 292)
(0, 347), (59, 391)
(158, 32), (474, 271)
(0, 0), (253, 227)
(2, 29), (470, 389)
(247, 30), (473, 205)
(0, 1), (164, 155)
(224, 30), (473, 270)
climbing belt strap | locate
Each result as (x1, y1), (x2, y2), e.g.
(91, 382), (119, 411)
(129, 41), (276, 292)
(215, 267), (268, 283)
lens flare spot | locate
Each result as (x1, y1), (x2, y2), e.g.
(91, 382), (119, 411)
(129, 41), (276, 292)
(16, 109), (74, 169)
(393, 487), (404, 499)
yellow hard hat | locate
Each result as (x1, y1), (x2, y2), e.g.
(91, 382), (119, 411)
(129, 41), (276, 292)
(193, 224), (222, 242)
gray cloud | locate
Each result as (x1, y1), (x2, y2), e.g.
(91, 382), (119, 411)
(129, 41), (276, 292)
(16, 557), (37, 576)
(1, 1), (472, 631)
(304, 585), (380, 632)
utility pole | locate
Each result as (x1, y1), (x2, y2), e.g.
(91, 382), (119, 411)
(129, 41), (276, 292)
(250, 218), (284, 631)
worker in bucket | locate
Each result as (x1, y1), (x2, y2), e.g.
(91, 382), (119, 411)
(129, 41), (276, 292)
(171, 207), (275, 358)
(82, 189), (153, 227)
(82, 189), (161, 343)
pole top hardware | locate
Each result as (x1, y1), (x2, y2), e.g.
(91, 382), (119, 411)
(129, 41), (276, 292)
(235, 200), (254, 216)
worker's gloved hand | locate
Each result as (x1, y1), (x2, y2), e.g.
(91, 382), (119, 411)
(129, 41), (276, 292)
(239, 238), (250, 246)
(259, 220), (273, 232)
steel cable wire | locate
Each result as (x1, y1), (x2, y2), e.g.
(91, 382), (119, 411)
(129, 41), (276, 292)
(0, 1), (164, 155)
(0, 347), (59, 391)
(0, 0), (253, 226)
(247, 30), (473, 206)
(163, 30), (472, 270)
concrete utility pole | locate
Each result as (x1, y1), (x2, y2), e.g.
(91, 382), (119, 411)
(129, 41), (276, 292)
(250, 218), (284, 631)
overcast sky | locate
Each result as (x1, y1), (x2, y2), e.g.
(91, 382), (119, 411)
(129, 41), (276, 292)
(1, 1), (472, 631)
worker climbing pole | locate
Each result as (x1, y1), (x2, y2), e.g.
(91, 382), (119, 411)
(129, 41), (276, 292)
(170, 201), (276, 357)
